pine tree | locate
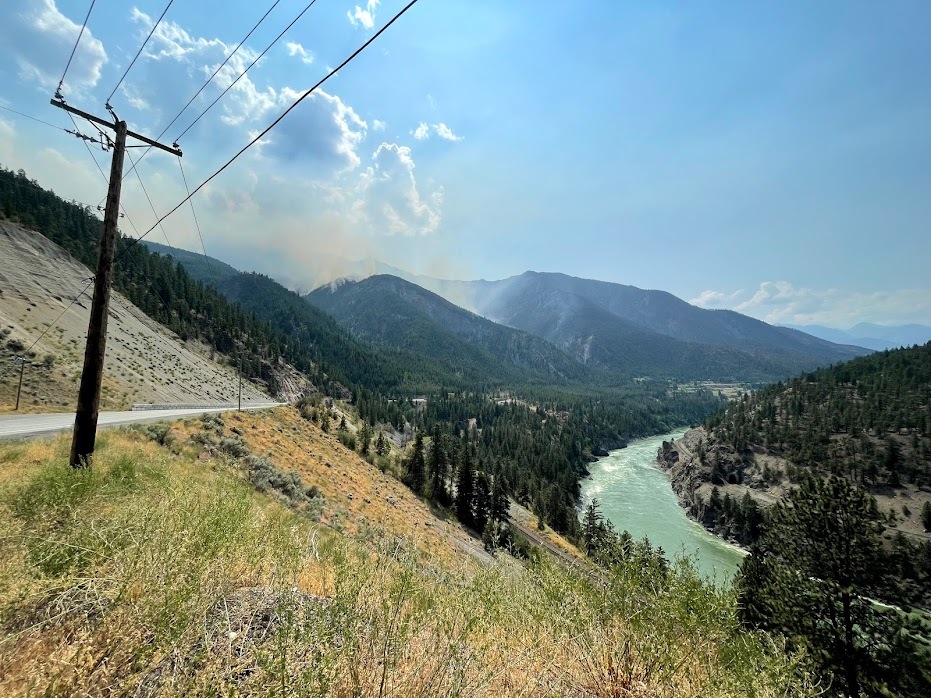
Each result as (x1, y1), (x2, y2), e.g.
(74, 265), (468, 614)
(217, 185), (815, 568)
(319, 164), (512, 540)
(403, 432), (426, 495)
(582, 499), (605, 555)
(472, 473), (491, 534)
(922, 501), (931, 532)
(455, 447), (475, 527)
(375, 431), (388, 456)
(737, 476), (929, 697)
(428, 425), (449, 505)
(358, 423), (372, 455)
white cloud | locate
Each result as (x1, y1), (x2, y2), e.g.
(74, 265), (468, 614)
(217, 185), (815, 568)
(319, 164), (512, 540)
(347, 0), (380, 30)
(690, 281), (931, 327)
(286, 41), (314, 65)
(0, 0), (107, 95)
(257, 87), (368, 174)
(354, 143), (442, 236)
(433, 122), (463, 141)
(409, 122), (464, 142)
(690, 289), (745, 309)
(371, 119), (386, 131)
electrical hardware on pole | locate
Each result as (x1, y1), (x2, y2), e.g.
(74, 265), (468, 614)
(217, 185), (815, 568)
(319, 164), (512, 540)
(50, 99), (181, 467)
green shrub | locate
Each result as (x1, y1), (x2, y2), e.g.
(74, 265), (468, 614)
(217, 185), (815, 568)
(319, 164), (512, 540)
(219, 436), (249, 458)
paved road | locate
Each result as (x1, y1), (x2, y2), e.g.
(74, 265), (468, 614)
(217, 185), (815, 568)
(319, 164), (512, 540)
(0, 403), (285, 440)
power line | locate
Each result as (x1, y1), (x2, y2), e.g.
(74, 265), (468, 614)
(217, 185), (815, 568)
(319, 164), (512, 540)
(161, 0), (283, 144)
(0, 103), (69, 131)
(118, 0), (285, 197)
(0, 280), (93, 384)
(105, 0), (175, 107)
(177, 158), (208, 260)
(121, 0), (422, 258)
(125, 150), (175, 250)
(66, 113), (142, 237)
(174, 0), (319, 142)
(55, 0), (97, 100)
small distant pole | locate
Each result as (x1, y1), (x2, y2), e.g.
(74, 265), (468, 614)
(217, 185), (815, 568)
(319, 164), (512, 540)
(238, 357), (242, 412)
(14, 358), (26, 411)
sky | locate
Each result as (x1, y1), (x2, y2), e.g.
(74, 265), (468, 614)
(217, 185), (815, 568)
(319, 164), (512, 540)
(1, 0), (929, 328)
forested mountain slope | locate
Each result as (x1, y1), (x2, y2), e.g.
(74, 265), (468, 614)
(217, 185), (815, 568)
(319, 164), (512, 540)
(0, 164), (724, 537)
(660, 343), (931, 603)
(0, 168), (317, 399)
(0, 221), (270, 408)
(306, 275), (591, 384)
(413, 271), (868, 381)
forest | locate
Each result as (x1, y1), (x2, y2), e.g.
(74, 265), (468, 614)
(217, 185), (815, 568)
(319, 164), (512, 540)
(0, 165), (721, 536)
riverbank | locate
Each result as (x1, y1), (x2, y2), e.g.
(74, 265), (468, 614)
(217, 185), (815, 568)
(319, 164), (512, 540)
(580, 428), (745, 581)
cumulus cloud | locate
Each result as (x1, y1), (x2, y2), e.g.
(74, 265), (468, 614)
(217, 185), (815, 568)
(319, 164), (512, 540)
(347, 0), (380, 29)
(257, 87), (368, 174)
(410, 122), (464, 142)
(286, 41), (314, 65)
(353, 143), (442, 236)
(0, 0), (107, 94)
(371, 119), (386, 131)
(690, 281), (931, 327)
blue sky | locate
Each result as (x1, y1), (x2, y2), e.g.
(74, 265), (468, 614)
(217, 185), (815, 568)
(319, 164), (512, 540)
(1, 0), (929, 327)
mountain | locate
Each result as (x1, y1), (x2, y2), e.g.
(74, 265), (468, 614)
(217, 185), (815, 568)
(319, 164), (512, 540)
(410, 271), (868, 382)
(0, 221), (272, 408)
(305, 275), (591, 384)
(785, 322), (931, 351)
(659, 342), (931, 604)
(143, 240), (241, 286)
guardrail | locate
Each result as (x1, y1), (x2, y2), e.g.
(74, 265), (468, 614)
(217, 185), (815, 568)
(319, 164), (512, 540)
(130, 402), (279, 411)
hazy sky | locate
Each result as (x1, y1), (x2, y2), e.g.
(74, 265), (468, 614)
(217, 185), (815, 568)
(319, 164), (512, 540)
(1, 0), (929, 328)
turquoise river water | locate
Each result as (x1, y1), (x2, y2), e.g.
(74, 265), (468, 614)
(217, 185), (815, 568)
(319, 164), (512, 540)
(580, 428), (745, 582)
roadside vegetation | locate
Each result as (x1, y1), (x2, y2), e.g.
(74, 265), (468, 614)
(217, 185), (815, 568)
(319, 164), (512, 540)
(0, 408), (814, 696)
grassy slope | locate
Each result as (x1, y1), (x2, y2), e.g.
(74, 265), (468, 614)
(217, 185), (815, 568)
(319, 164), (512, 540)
(0, 409), (813, 696)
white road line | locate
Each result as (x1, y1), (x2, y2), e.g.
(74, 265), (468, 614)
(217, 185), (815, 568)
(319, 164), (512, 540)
(0, 403), (285, 440)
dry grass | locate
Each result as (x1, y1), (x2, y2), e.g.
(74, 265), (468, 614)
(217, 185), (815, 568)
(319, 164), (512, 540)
(0, 410), (816, 696)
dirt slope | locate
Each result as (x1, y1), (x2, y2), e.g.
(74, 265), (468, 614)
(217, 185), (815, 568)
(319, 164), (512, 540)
(0, 221), (270, 410)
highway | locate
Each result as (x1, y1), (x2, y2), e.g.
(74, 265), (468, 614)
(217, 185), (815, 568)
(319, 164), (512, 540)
(0, 403), (285, 440)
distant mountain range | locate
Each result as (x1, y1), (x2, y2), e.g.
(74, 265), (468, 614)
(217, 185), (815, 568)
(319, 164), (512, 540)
(306, 275), (592, 384)
(406, 271), (868, 382)
(144, 242), (870, 384)
(783, 323), (931, 352)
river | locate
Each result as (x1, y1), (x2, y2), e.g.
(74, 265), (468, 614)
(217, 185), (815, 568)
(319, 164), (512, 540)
(580, 428), (745, 582)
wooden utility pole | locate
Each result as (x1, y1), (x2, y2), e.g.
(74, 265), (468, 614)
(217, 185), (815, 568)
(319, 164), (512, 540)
(51, 99), (181, 467)
(238, 357), (243, 412)
(14, 358), (26, 411)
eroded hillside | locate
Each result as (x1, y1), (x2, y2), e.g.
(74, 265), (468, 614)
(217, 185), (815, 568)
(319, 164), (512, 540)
(0, 221), (270, 410)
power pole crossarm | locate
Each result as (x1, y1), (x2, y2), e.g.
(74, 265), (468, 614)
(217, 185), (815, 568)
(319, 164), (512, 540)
(51, 99), (181, 467)
(50, 100), (182, 157)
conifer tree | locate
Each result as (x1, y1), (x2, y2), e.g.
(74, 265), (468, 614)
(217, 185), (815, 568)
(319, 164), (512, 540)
(737, 476), (929, 697)
(455, 447), (475, 527)
(428, 425), (449, 505)
(403, 432), (426, 495)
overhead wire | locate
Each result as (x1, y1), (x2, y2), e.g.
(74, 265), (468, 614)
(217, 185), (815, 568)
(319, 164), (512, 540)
(124, 150), (175, 250)
(66, 113), (141, 236)
(177, 159), (208, 260)
(0, 104), (74, 133)
(105, 0), (175, 107)
(118, 0), (422, 261)
(118, 0), (286, 196)
(173, 0), (319, 142)
(0, 280), (94, 384)
(55, 0), (97, 99)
